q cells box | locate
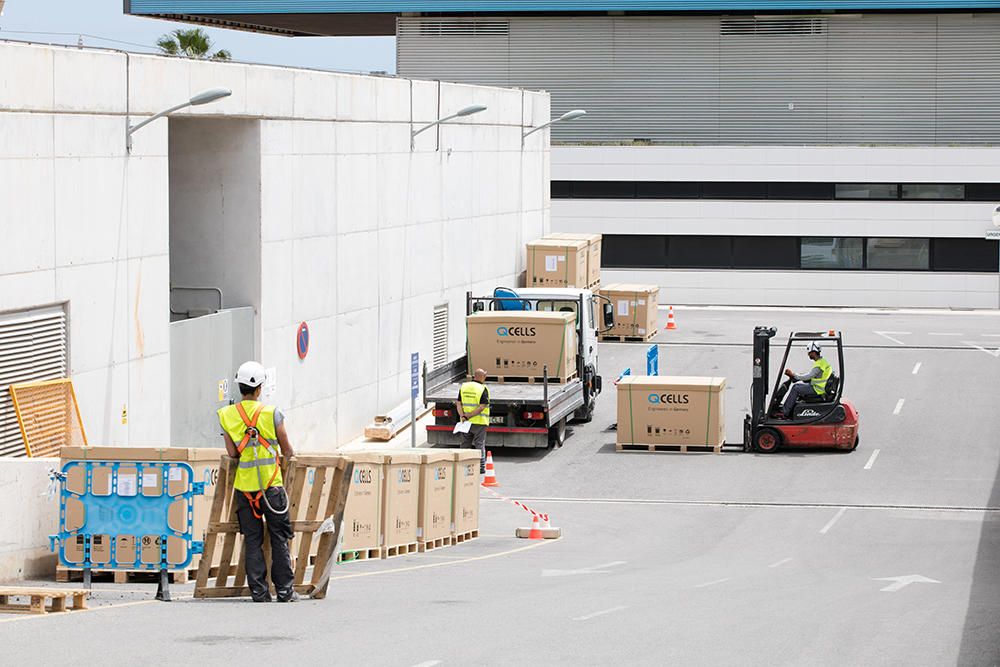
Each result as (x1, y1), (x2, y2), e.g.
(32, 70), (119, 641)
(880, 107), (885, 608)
(466, 311), (577, 381)
(617, 376), (726, 446)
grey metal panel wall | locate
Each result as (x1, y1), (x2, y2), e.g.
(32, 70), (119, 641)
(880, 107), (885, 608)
(397, 13), (1000, 144)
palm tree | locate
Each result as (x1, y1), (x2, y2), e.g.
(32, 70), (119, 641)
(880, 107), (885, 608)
(156, 28), (231, 61)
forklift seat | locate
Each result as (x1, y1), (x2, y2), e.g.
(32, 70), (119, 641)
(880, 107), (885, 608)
(801, 374), (839, 403)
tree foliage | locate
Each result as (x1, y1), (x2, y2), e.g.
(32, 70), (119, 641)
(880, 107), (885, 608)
(156, 28), (231, 61)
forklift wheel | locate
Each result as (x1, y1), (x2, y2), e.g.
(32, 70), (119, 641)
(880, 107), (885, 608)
(754, 428), (781, 454)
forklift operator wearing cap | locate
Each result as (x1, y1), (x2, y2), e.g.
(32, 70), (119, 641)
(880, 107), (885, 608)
(780, 343), (832, 418)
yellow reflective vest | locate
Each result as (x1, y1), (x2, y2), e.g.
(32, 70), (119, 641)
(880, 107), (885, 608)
(811, 357), (833, 395)
(218, 400), (283, 492)
(459, 381), (490, 426)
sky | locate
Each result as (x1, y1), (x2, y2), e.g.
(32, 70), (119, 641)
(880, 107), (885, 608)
(0, 0), (396, 74)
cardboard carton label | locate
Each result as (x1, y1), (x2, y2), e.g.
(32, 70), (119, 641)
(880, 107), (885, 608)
(545, 255), (558, 272)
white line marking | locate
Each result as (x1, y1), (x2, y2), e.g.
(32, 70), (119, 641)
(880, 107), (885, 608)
(983, 333), (1000, 338)
(912, 362), (921, 375)
(864, 449), (881, 470)
(962, 341), (1000, 358)
(893, 399), (905, 415)
(410, 661), (442, 667)
(768, 557), (793, 569)
(928, 332), (962, 336)
(874, 331), (910, 346)
(819, 507), (848, 535)
(694, 578), (730, 588)
(573, 606), (628, 621)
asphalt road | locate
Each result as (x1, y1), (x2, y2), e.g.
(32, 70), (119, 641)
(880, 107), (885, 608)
(3, 308), (998, 666)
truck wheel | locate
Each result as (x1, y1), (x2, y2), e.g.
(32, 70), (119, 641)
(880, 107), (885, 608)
(548, 419), (566, 448)
(754, 428), (781, 454)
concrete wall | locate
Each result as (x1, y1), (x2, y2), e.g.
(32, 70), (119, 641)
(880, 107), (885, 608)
(0, 40), (550, 452)
(0, 459), (59, 581)
(553, 146), (1000, 308)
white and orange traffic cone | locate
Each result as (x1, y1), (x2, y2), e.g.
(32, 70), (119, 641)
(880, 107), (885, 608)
(665, 306), (677, 330)
(482, 451), (500, 487)
(528, 514), (542, 539)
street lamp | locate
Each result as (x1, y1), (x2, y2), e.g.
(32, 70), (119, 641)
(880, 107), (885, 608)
(522, 109), (587, 147)
(126, 88), (232, 152)
(410, 104), (487, 151)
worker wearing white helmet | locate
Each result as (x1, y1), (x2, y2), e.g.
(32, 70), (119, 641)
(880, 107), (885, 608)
(217, 361), (296, 602)
(779, 342), (833, 419)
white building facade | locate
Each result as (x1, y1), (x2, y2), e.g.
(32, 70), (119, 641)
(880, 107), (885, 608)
(0, 40), (550, 454)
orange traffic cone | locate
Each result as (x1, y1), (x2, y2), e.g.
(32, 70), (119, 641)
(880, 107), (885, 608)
(482, 451), (499, 487)
(665, 306), (677, 330)
(527, 514), (543, 539)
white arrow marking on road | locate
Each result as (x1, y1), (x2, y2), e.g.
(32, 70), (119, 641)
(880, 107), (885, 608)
(573, 605), (628, 621)
(542, 561), (627, 577)
(874, 331), (911, 346)
(871, 575), (941, 593)
(962, 342), (1000, 358)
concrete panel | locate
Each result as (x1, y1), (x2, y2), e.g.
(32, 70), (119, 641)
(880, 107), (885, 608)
(337, 232), (379, 313)
(53, 49), (125, 114)
(260, 323), (296, 412)
(441, 150), (474, 221)
(261, 240), (293, 332)
(54, 158), (126, 267)
(335, 155), (377, 234)
(245, 65), (295, 119)
(57, 260), (129, 374)
(288, 315), (336, 408)
(126, 156), (170, 259)
(336, 382), (378, 444)
(375, 77), (411, 123)
(292, 154), (338, 238)
(336, 75), (378, 121)
(292, 120), (337, 155)
(376, 226), (407, 304)
(261, 154), (294, 242)
(336, 307), (379, 393)
(128, 256), (170, 361)
(0, 458), (60, 580)
(0, 42), (54, 111)
(376, 122), (410, 155)
(0, 270), (57, 314)
(405, 223), (444, 298)
(126, 352), (170, 445)
(291, 236), (337, 322)
(336, 121), (378, 155)
(376, 153), (412, 229)
(260, 120), (294, 156)
(411, 80), (439, 124)
(127, 54), (190, 116)
(0, 159), (55, 276)
(293, 71), (337, 120)
(410, 153), (442, 223)
(187, 61), (247, 117)
(71, 360), (129, 445)
(0, 112), (53, 158)
(376, 299), (406, 374)
(440, 218), (474, 287)
(285, 396), (337, 453)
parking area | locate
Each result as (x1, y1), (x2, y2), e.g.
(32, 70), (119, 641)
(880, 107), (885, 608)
(3, 307), (998, 666)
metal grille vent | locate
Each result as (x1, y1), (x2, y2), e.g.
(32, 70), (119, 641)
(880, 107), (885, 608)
(721, 17), (827, 36)
(417, 20), (509, 37)
(0, 305), (68, 457)
(432, 304), (449, 370)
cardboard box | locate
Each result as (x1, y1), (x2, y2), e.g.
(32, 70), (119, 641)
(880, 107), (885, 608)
(417, 451), (454, 544)
(467, 311), (577, 381)
(340, 452), (385, 553)
(599, 284), (660, 339)
(545, 232), (602, 287)
(616, 376), (726, 447)
(451, 450), (481, 537)
(381, 452), (420, 549)
(526, 238), (589, 288)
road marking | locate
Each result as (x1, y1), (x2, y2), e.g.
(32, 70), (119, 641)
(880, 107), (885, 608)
(928, 332), (962, 336)
(0, 594), (192, 625)
(768, 557), (793, 569)
(543, 561), (626, 577)
(819, 507), (848, 534)
(871, 575), (941, 593)
(962, 341), (1000, 358)
(410, 661), (442, 667)
(493, 497), (1000, 512)
(874, 331), (910, 346)
(912, 362), (921, 375)
(694, 578), (730, 588)
(983, 333), (1000, 338)
(573, 605), (627, 621)
(864, 449), (881, 470)
(893, 399), (905, 415)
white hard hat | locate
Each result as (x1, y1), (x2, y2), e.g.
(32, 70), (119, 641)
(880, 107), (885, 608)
(235, 361), (267, 388)
(807, 343), (821, 354)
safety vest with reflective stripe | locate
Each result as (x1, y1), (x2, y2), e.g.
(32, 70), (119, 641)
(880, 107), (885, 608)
(459, 381), (490, 426)
(218, 400), (283, 492)
(811, 357), (832, 395)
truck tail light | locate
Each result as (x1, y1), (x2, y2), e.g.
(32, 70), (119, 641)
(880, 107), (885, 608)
(432, 409), (452, 417)
(522, 411), (545, 420)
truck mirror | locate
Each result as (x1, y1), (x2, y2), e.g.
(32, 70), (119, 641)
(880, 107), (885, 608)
(602, 303), (614, 329)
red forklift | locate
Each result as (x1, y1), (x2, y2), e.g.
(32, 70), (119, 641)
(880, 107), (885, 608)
(743, 327), (859, 453)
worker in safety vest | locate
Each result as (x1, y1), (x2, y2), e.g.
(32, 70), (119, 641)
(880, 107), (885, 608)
(455, 368), (489, 474)
(780, 343), (833, 418)
(218, 361), (297, 603)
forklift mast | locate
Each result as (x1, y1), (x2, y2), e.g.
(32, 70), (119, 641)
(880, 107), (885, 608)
(751, 326), (777, 423)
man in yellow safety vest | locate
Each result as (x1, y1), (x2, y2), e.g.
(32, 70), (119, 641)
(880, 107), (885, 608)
(780, 343), (833, 418)
(218, 361), (297, 603)
(455, 368), (490, 474)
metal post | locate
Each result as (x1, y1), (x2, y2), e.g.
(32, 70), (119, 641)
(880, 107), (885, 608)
(410, 393), (416, 449)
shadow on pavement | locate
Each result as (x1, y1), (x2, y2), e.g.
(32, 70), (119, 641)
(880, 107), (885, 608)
(958, 453), (1000, 665)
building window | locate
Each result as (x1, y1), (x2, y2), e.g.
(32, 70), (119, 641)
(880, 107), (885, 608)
(700, 182), (768, 200)
(901, 184), (965, 200)
(667, 236), (732, 268)
(569, 181), (635, 198)
(932, 238), (999, 272)
(733, 236), (799, 269)
(766, 182), (834, 200)
(635, 181), (701, 199)
(602, 234), (667, 268)
(866, 238), (930, 270)
(835, 184), (899, 200)
(801, 238), (864, 270)
(965, 183), (1000, 201)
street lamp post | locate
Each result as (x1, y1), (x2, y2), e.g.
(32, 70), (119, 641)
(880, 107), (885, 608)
(126, 87), (232, 153)
(410, 104), (488, 151)
(522, 109), (587, 148)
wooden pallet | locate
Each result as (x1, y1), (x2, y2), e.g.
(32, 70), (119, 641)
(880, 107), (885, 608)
(193, 455), (353, 600)
(452, 529), (480, 544)
(0, 587), (88, 615)
(616, 442), (722, 454)
(485, 371), (577, 384)
(417, 535), (454, 553)
(599, 331), (657, 343)
(335, 548), (381, 564)
(56, 567), (190, 585)
(381, 542), (419, 559)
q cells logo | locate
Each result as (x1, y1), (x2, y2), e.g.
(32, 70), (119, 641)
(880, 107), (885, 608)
(647, 393), (690, 405)
(496, 326), (536, 337)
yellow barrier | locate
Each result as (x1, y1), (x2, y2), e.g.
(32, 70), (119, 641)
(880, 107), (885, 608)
(10, 379), (87, 457)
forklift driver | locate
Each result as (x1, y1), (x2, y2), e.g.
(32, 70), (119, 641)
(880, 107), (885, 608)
(779, 343), (832, 418)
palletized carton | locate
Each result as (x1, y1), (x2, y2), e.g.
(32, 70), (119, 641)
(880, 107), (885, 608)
(599, 284), (660, 339)
(381, 451), (420, 550)
(545, 232), (602, 287)
(526, 238), (589, 288)
(417, 450), (454, 544)
(467, 311), (577, 381)
(616, 376), (726, 447)
(451, 449), (481, 537)
(340, 452), (385, 553)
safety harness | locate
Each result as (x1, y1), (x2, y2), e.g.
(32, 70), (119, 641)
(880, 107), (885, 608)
(235, 402), (281, 519)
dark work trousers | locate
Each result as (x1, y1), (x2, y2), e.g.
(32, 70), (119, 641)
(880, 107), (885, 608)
(235, 486), (295, 601)
(461, 424), (488, 472)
